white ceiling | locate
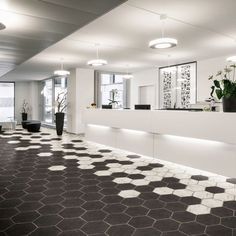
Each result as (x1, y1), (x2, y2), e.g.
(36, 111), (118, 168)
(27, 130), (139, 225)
(0, 0), (127, 78)
(2, 0), (236, 81)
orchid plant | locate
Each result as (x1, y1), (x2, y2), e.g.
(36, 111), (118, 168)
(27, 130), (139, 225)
(22, 100), (30, 113)
(209, 64), (236, 99)
(108, 89), (119, 105)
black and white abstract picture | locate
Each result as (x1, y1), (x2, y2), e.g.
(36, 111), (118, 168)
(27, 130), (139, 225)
(159, 62), (196, 109)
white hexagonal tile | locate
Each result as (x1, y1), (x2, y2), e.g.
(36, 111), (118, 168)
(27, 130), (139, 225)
(193, 191), (213, 199)
(153, 187), (174, 195)
(37, 152), (52, 157)
(78, 164), (95, 170)
(29, 145), (41, 149)
(141, 171), (157, 176)
(131, 179), (150, 186)
(15, 147), (28, 151)
(113, 177), (132, 184)
(106, 163), (122, 168)
(8, 140), (20, 144)
(119, 190), (140, 198)
(48, 165), (66, 171)
(173, 189), (193, 197)
(217, 182), (235, 189)
(202, 199), (223, 208)
(63, 155), (78, 160)
(187, 204), (210, 215)
(125, 169), (142, 175)
(180, 179), (198, 185)
(94, 170), (112, 176)
(214, 193), (235, 201)
(226, 188), (236, 196)
(186, 184), (205, 192)
(198, 180), (216, 187)
(144, 175), (162, 182)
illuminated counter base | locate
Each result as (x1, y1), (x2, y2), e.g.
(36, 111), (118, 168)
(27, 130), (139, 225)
(83, 109), (236, 177)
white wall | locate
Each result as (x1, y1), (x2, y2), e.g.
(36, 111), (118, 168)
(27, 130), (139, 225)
(131, 55), (230, 107)
(67, 68), (94, 134)
(15, 81), (40, 123)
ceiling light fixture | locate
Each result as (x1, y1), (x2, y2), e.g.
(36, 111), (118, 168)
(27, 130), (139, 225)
(54, 59), (70, 76)
(227, 56), (236, 62)
(149, 14), (177, 49)
(123, 65), (133, 79)
(87, 44), (107, 67)
(0, 22), (6, 30)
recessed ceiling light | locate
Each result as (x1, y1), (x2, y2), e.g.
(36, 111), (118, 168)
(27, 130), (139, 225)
(87, 45), (107, 67)
(227, 56), (236, 62)
(0, 23), (6, 30)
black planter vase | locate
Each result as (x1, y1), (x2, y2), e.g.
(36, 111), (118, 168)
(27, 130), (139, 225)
(55, 112), (65, 136)
(22, 113), (28, 121)
(223, 97), (236, 112)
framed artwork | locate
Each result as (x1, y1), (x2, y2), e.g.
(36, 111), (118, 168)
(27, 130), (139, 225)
(159, 61), (197, 108)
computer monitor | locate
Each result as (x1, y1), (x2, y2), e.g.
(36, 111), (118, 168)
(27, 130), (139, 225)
(134, 104), (151, 110)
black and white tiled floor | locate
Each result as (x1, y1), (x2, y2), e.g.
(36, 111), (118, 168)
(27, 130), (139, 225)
(0, 128), (236, 236)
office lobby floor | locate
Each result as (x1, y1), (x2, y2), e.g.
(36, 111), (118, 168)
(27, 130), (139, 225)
(0, 128), (236, 236)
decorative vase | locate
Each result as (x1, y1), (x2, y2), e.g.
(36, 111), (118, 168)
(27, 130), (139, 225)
(55, 112), (65, 135)
(22, 113), (28, 121)
(112, 103), (117, 109)
(222, 97), (236, 112)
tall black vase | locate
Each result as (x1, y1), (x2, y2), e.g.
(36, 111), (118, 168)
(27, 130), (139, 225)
(223, 97), (236, 112)
(22, 113), (28, 121)
(55, 112), (65, 136)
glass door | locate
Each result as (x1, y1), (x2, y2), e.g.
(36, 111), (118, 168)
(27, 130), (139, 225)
(0, 82), (15, 121)
(42, 79), (53, 123)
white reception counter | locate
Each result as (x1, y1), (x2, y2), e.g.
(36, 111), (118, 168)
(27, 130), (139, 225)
(83, 109), (236, 177)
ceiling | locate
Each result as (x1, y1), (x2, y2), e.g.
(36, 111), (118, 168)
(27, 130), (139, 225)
(0, 0), (127, 78)
(2, 0), (236, 81)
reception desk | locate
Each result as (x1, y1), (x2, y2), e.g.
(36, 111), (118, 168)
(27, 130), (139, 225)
(83, 109), (236, 177)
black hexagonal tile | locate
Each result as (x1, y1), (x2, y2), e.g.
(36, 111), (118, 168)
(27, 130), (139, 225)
(129, 216), (154, 228)
(103, 203), (127, 213)
(6, 223), (36, 236)
(81, 221), (109, 235)
(154, 219), (179, 232)
(105, 213), (131, 225)
(205, 186), (225, 194)
(180, 222), (205, 235)
(197, 214), (220, 225)
(12, 211), (40, 223)
(148, 208), (172, 220)
(60, 207), (85, 218)
(34, 214), (63, 227)
(191, 175), (208, 181)
(206, 225), (233, 236)
(172, 211), (196, 222)
(222, 216), (236, 229)
(82, 210), (107, 221)
(38, 204), (63, 215)
(29, 226), (61, 236)
(133, 227), (161, 236)
(211, 207), (234, 217)
(107, 224), (134, 236)
(57, 218), (85, 231)
(125, 206), (149, 216)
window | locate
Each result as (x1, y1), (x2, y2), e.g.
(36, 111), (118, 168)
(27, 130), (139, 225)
(96, 72), (130, 108)
(0, 82), (15, 121)
(41, 77), (67, 124)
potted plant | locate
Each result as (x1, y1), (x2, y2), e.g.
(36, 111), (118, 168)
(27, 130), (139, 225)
(108, 89), (119, 108)
(209, 64), (236, 112)
(55, 91), (67, 135)
(21, 100), (30, 121)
